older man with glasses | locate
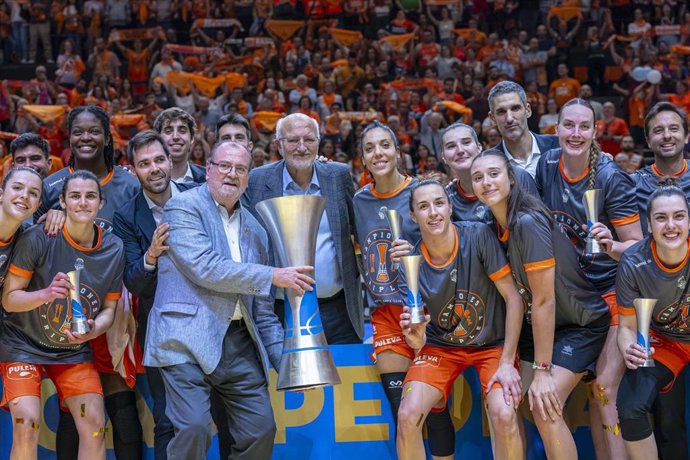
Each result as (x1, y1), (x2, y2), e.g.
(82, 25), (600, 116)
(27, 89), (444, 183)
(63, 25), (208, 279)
(243, 112), (363, 344)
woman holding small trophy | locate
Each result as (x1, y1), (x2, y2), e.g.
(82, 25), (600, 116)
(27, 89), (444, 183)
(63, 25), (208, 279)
(616, 179), (690, 460)
(397, 179), (524, 460)
(0, 170), (125, 460)
(534, 98), (642, 459)
(470, 148), (611, 459)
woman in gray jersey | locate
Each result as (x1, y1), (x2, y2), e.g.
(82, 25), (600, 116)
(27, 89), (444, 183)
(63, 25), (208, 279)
(471, 149), (610, 460)
(616, 181), (690, 460)
(0, 171), (124, 460)
(353, 121), (455, 458)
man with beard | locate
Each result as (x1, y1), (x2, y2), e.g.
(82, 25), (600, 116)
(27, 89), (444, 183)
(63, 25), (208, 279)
(488, 81), (559, 177)
(9, 133), (52, 178)
(153, 108), (205, 184)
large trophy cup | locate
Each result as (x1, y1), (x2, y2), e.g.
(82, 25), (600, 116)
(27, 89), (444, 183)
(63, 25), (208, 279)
(634, 298), (657, 368)
(256, 195), (341, 391)
(400, 255), (425, 324)
(385, 209), (403, 271)
(68, 258), (89, 334)
(583, 189), (603, 254)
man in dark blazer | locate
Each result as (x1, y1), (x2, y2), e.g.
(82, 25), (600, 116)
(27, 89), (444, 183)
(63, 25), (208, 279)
(144, 141), (314, 460)
(153, 107), (206, 184)
(488, 81), (559, 178)
(243, 112), (363, 344)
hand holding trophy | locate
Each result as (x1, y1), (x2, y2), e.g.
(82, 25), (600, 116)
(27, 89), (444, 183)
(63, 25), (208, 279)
(68, 258), (90, 334)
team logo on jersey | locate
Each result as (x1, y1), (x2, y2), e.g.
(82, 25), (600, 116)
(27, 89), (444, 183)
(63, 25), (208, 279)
(437, 289), (486, 344)
(656, 295), (690, 334)
(679, 276), (687, 289)
(377, 206), (388, 220)
(39, 283), (101, 346)
(0, 254), (8, 285)
(552, 211), (592, 268)
(364, 228), (398, 296)
(561, 190), (569, 204)
(450, 269), (457, 283)
(475, 205), (487, 220)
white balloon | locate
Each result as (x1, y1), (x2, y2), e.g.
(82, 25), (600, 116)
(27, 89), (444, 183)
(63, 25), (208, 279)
(647, 69), (662, 84)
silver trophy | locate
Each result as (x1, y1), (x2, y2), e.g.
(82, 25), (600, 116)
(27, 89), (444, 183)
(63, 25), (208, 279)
(256, 195), (341, 391)
(583, 189), (604, 254)
(385, 209), (403, 271)
(68, 258), (90, 334)
(633, 298), (657, 368)
(400, 255), (425, 324)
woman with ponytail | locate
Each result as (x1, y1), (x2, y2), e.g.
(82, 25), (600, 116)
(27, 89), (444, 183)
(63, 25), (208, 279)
(535, 98), (643, 460)
(471, 149), (610, 459)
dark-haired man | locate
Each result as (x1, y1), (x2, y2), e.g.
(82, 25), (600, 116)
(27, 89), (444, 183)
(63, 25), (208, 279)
(9, 133), (51, 178)
(153, 108), (205, 184)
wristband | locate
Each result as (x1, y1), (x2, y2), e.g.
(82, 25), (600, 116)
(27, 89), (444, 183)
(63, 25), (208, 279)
(532, 361), (552, 371)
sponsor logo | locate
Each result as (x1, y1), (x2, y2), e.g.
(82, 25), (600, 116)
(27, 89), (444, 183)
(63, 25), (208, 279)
(374, 335), (403, 348)
(561, 345), (574, 356)
(413, 354), (442, 368)
(679, 276), (687, 289)
(634, 259), (650, 268)
(377, 206), (388, 220)
(450, 269), (457, 283)
(475, 205), (487, 220)
(6, 364), (39, 380)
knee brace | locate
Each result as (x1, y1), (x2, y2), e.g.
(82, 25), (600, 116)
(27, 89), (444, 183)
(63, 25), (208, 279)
(620, 415), (653, 442)
(380, 372), (407, 421)
(105, 391), (143, 450)
(425, 406), (455, 457)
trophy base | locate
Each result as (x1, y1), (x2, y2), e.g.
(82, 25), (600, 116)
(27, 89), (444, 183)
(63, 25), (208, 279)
(276, 347), (341, 391)
(639, 357), (655, 368)
(70, 318), (90, 335)
(409, 307), (426, 324)
(586, 238), (604, 254)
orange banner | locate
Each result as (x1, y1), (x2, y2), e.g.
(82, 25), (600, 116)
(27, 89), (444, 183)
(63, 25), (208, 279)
(23, 105), (66, 123)
(453, 28), (487, 45)
(189, 74), (226, 97)
(380, 33), (415, 51)
(112, 114), (145, 126)
(547, 6), (581, 22)
(165, 71), (193, 95)
(329, 28), (364, 47)
(439, 101), (473, 123)
(224, 72), (246, 90)
(671, 45), (690, 55)
(265, 20), (304, 41)
(108, 27), (162, 42)
(252, 111), (283, 132)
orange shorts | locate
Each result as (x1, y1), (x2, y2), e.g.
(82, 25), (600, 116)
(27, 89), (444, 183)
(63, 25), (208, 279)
(371, 304), (415, 362)
(0, 361), (103, 411)
(405, 345), (504, 404)
(602, 291), (620, 327)
(649, 332), (690, 380)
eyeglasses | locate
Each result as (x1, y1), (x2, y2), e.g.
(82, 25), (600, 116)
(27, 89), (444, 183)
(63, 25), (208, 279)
(277, 137), (319, 148)
(208, 161), (249, 176)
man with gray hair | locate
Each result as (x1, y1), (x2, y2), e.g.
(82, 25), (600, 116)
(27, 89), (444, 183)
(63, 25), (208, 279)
(243, 113), (363, 344)
(488, 81), (559, 177)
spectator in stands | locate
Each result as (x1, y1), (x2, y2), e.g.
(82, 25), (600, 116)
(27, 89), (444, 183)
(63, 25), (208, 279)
(596, 101), (630, 156)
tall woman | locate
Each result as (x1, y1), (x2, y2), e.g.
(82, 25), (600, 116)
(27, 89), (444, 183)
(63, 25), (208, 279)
(0, 171), (125, 460)
(353, 121), (455, 459)
(471, 149), (611, 459)
(397, 179), (524, 460)
(535, 98), (642, 459)
(616, 180), (690, 460)
(36, 105), (141, 459)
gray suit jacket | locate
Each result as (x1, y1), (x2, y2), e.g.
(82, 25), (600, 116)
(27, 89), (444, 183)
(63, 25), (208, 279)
(143, 184), (283, 380)
(243, 160), (363, 339)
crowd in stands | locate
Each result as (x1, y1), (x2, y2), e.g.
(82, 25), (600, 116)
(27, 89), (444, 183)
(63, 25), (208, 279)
(0, 0), (689, 184)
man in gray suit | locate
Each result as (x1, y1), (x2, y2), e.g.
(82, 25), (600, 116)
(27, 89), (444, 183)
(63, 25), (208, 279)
(144, 141), (315, 460)
(243, 113), (363, 344)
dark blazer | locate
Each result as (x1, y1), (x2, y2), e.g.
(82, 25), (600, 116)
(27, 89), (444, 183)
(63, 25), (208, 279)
(242, 160), (364, 339)
(494, 132), (559, 156)
(112, 182), (197, 341)
(190, 162), (206, 183)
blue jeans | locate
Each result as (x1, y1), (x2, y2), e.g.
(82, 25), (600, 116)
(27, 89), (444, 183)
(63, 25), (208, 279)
(11, 21), (27, 61)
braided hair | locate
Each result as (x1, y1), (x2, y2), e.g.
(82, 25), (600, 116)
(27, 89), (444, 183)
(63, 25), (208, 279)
(558, 98), (600, 190)
(67, 105), (114, 172)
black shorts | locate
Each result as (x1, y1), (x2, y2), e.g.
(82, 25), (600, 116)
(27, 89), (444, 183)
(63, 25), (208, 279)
(519, 315), (610, 380)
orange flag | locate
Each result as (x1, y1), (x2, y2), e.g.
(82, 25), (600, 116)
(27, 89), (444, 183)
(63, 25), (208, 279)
(453, 28), (487, 45)
(224, 73), (246, 90)
(380, 33), (415, 51)
(671, 45), (690, 55)
(265, 20), (304, 41)
(329, 28), (364, 47)
(439, 101), (473, 123)
(23, 105), (66, 123)
(165, 71), (193, 95)
(112, 114), (145, 126)
(251, 111), (283, 132)
(547, 6), (582, 22)
(331, 59), (348, 67)
(189, 74), (226, 97)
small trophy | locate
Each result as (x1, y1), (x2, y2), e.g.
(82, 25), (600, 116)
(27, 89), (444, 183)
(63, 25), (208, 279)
(633, 298), (657, 368)
(401, 255), (425, 324)
(68, 258), (89, 335)
(386, 209), (403, 271)
(583, 189), (603, 254)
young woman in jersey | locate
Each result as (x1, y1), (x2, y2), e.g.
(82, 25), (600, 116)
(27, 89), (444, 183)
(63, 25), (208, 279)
(36, 105), (141, 460)
(616, 180), (690, 460)
(397, 179), (524, 460)
(0, 170), (125, 460)
(471, 149), (611, 459)
(535, 98), (643, 459)
(441, 121), (537, 224)
(353, 121), (455, 458)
